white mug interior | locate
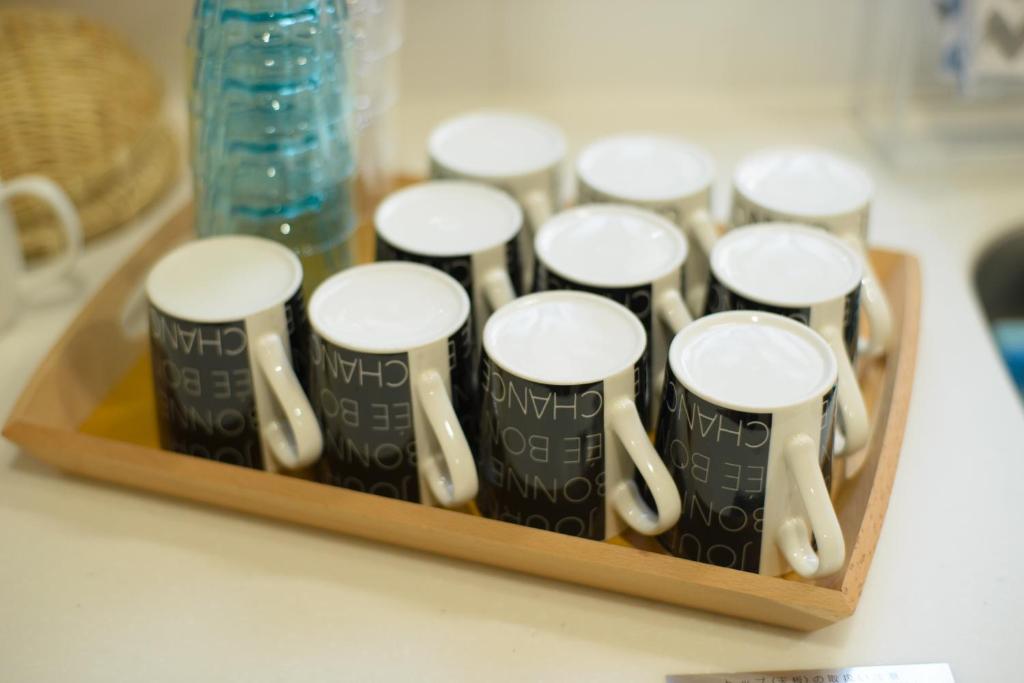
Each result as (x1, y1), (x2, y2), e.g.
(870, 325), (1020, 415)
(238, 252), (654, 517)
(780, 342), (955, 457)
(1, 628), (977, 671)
(710, 222), (863, 307)
(375, 180), (522, 256)
(670, 310), (838, 412)
(733, 146), (873, 221)
(309, 261), (470, 353)
(428, 111), (566, 180)
(147, 236), (302, 321)
(534, 204), (687, 288)
(483, 290), (646, 385)
(576, 134), (715, 204)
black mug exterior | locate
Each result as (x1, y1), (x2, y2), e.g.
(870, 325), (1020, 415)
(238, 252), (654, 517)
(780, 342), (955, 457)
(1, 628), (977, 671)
(148, 288), (307, 470)
(841, 285), (862, 360)
(310, 318), (475, 502)
(731, 195), (782, 231)
(377, 235), (524, 308)
(652, 372), (837, 573)
(477, 350), (648, 540)
(533, 264), (652, 426)
(704, 272), (862, 361)
(284, 288), (311, 392)
(477, 351), (605, 540)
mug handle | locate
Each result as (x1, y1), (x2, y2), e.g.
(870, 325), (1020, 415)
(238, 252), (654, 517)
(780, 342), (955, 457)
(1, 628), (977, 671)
(655, 287), (695, 334)
(653, 289), (696, 401)
(686, 207), (719, 258)
(841, 235), (892, 359)
(0, 175), (83, 290)
(607, 397), (682, 535)
(682, 207), (719, 314)
(254, 333), (323, 470)
(519, 188), (553, 233)
(481, 267), (516, 312)
(413, 368), (479, 507)
(822, 325), (870, 458)
(776, 433), (845, 578)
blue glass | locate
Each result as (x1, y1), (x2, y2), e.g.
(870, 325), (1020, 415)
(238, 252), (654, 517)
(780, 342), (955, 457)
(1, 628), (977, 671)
(189, 0), (357, 294)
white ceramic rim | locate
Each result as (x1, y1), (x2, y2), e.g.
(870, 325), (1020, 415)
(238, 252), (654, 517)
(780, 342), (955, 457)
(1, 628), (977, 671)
(534, 203), (688, 288)
(711, 222), (864, 307)
(668, 310), (839, 413)
(732, 145), (874, 219)
(374, 180), (523, 257)
(483, 290), (647, 386)
(428, 110), (567, 179)
(575, 133), (716, 202)
(146, 235), (302, 323)
(308, 261), (471, 354)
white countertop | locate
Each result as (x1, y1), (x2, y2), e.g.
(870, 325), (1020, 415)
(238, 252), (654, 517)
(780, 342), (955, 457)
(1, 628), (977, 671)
(2, 92), (1023, 681)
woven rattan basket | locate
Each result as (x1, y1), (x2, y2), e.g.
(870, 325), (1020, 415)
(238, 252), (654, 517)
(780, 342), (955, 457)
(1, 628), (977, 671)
(0, 8), (178, 258)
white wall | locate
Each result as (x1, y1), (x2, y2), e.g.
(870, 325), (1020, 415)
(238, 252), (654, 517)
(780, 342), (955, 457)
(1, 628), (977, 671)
(12, 0), (869, 100)
(401, 0), (866, 100)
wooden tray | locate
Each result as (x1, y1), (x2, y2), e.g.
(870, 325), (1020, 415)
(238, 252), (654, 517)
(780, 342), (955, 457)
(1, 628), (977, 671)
(2, 203), (920, 631)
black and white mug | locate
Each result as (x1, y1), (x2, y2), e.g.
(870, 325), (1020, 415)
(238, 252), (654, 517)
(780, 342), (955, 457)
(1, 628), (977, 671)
(533, 204), (697, 424)
(703, 223), (872, 456)
(147, 236), (321, 472)
(731, 146), (892, 358)
(654, 311), (845, 578)
(375, 180), (523, 347)
(477, 291), (682, 541)
(308, 262), (478, 507)
(428, 110), (566, 286)
(574, 134), (719, 314)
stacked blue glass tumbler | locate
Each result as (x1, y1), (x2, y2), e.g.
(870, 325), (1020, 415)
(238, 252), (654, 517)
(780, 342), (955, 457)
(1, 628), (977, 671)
(189, 0), (358, 294)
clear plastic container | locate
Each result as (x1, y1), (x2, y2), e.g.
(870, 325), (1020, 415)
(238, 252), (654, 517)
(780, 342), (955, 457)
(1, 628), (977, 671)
(855, 0), (1024, 168)
(347, 0), (404, 63)
(347, 0), (403, 198)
